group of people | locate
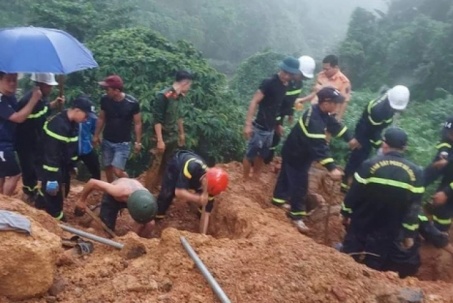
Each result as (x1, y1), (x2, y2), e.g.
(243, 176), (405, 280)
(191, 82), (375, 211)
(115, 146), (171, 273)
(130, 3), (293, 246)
(2, 53), (452, 278)
(243, 54), (453, 278)
(0, 70), (229, 236)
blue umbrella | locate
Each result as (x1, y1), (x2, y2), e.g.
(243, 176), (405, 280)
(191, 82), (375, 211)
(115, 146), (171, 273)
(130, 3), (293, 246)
(0, 26), (99, 74)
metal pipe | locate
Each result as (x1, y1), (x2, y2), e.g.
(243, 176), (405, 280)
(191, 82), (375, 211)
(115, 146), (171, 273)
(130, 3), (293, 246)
(59, 224), (124, 250)
(180, 236), (231, 303)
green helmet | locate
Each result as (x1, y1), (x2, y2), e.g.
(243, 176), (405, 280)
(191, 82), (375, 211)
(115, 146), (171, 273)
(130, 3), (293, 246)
(127, 190), (157, 224)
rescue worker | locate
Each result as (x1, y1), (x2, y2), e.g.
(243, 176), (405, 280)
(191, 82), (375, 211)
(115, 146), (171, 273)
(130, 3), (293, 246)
(154, 150), (229, 234)
(264, 55), (316, 165)
(430, 178), (453, 233)
(423, 115), (453, 187)
(243, 56), (300, 180)
(341, 85), (410, 192)
(145, 70), (193, 191)
(340, 127), (424, 278)
(308, 55), (351, 120)
(36, 97), (94, 220)
(272, 87), (356, 233)
(77, 99), (100, 180)
(75, 178), (157, 238)
(0, 72), (42, 196)
(16, 73), (64, 202)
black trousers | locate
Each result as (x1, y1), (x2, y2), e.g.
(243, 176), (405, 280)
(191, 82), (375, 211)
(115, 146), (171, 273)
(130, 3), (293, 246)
(272, 158), (311, 220)
(156, 157), (180, 218)
(16, 145), (41, 196)
(342, 228), (421, 278)
(35, 171), (70, 219)
(79, 149), (101, 180)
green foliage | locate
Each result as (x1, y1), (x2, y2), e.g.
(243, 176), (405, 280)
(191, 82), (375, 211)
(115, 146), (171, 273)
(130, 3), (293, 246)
(329, 91), (453, 170)
(63, 28), (245, 176)
(230, 51), (286, 102)
(339, 0), (453, 98)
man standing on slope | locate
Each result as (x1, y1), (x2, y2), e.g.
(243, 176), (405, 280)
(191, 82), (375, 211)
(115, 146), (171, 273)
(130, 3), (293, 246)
(243, 56), (300, 180)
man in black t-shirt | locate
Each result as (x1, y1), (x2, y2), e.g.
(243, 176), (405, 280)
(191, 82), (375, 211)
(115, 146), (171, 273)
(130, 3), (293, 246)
(94, 75), (142, 183)
(243, 56), (300, 180)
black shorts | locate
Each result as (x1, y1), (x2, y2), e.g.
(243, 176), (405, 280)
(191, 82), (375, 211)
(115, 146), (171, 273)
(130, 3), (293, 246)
(99, 193), (127, 231)
(0, 150), (21, 178)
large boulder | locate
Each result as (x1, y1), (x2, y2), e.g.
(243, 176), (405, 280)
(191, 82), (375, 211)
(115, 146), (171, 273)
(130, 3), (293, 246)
(0, 195), (62, 236)
(0, 203), (62, 300)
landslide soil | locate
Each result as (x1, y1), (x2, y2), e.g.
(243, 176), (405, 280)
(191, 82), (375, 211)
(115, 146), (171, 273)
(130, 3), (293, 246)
(2, 161), (453, 303)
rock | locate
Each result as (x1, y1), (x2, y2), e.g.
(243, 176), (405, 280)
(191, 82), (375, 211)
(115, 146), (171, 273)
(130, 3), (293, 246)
(398, 288), (424, 303)
(0, 211), (62, 300)
(48, 276), (67, 296)
(332, 286), (347, 302)
(45, 296), (57, 303)
(160, 278), (173, 292)
(119, 232), (147, 260)
(0, 196), (61, 236)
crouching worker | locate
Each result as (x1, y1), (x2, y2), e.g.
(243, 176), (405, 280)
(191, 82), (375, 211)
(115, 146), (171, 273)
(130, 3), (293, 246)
(340, 127), (424, 278)
(154, 150), (228, 234)
(75, 178), (157, 238)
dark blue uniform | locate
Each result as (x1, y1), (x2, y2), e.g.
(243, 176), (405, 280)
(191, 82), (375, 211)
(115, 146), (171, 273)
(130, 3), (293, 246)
(273, 104), (351, 219)
(341, 151), (424, 278)
(0, 93), (21, 178)
(342, 95), (395, 191)
(36, 111), (79, 219)
(155, 150), (214, 219)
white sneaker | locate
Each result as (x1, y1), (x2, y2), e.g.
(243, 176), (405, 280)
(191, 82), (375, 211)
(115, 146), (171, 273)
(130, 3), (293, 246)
(293, 219), (310, 234)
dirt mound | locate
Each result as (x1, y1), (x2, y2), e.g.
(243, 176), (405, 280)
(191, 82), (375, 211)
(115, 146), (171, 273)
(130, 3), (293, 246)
(2, 162), (453, 302)
(0, 195), (62, 236)
(0, 207), (62, 300)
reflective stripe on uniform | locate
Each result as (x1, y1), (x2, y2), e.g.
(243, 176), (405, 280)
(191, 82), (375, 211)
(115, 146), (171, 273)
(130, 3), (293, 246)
(369, 139), (382, 145)
(28, 106), (48, 119)
(272, 197), (286, 204)
(43, 165), (59, 172)
(354, 172), (425, 193)
(183, 158), (196, 179)
(286, 89), (302, 96)
(290, 211), (307, 216)
(319, 158), (334, 165)
(341, 202), (352, 214)
(418, 215), (429, 222)
(402, 223), (419, 231)
(433, 215), (452, 225)
(436, 142), (452, 149)
(43, 121), (78, 143)
(336, 126), (347, 138)
(298, 117), (326, 139)
(55, 211), (64, 220)
(367, 99), (393, 126)
(71, 156), (78, 161)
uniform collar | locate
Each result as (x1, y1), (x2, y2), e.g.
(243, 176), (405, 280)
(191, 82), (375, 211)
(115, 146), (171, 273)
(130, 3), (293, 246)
(385, 150), (404, 157)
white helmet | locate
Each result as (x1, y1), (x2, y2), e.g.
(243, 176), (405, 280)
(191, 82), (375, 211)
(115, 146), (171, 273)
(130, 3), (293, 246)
(387, 85), (410, 110)
(298, 56), (315, 79)
(30, 73), (58, 86)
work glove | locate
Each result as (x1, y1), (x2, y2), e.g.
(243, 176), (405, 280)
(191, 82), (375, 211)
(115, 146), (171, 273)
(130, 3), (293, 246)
(46, 181), (59, 196)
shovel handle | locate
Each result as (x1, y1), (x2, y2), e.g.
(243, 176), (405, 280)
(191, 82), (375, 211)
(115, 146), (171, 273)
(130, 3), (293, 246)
(85, 207), (117, 238)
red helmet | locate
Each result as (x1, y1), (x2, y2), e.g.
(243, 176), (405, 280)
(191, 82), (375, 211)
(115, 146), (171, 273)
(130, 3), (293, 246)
(206, 168), (229, 196)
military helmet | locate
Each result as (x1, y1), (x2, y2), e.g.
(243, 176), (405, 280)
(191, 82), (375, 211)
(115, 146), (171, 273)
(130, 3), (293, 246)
(127, 190), (157, 224)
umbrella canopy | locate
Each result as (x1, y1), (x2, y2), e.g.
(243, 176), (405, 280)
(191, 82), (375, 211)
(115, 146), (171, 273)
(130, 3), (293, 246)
(0, 26), (99, 74)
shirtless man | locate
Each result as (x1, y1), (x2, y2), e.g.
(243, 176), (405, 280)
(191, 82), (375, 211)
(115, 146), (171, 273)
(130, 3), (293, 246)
(75, 178), (157, 237)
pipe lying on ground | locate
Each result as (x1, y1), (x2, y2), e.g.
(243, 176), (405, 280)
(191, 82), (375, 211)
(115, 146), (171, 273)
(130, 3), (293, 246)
(180, 236), (231, 303)
(59, 224), (124, 250)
